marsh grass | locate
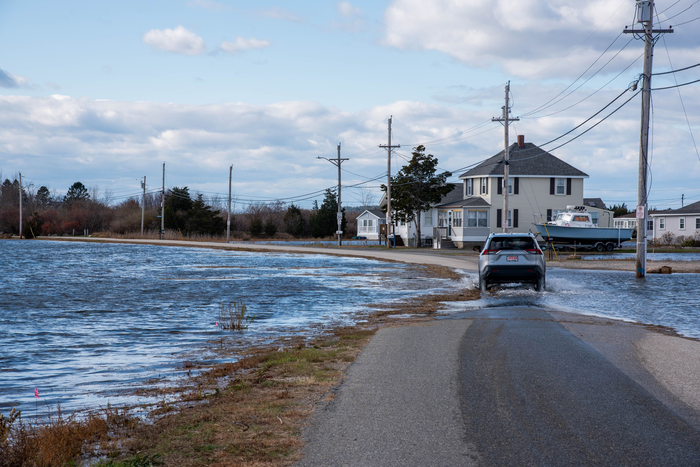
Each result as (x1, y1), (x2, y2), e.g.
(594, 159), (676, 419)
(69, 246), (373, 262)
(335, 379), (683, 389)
(0, 404), (138, 467)
(218, 301), (254, 331)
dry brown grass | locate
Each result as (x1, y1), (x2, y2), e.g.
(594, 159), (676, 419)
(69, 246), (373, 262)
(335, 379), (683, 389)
(0, 405), (137, 467)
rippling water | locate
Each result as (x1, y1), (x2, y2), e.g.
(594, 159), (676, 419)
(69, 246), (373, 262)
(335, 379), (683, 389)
(455, 269), (700, 339)
(0, 240), (452, 416)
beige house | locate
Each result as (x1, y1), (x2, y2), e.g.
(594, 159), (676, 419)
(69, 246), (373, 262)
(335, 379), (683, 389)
(444, 136), (589, 248)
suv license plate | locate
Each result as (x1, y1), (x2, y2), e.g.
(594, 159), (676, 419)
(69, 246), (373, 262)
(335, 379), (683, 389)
(507, 256), (518, 262)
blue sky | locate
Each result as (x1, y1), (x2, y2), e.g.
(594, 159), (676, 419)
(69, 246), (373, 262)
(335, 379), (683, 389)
(0, 0), (699, 210)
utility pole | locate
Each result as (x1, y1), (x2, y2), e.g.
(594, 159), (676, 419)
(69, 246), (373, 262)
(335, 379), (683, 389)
(161, 162), (165, 240)
(492, 81), (519, 233)
(18, 172), (22, 239)
(379, 116), (400, 248)
(318, 143), (349, 246)
(227, 165), (232, 243)
(141, 176), (146, 236)
(623, 0), (673, 278)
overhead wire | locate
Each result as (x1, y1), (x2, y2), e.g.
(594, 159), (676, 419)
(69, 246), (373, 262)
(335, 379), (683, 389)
(660, 35), (700, 162)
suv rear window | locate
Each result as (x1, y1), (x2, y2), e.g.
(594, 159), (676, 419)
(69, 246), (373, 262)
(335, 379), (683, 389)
(489, 237), (535, 251)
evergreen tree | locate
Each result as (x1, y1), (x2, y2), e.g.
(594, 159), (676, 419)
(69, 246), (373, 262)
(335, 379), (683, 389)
(310, 189), (346, 238)
(284, 204), (305, 237)
(64, 182), (90, 206)
(381, 145), (453, 246)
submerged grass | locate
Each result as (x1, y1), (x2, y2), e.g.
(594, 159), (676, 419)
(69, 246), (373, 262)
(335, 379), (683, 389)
(218, 301), (254, 331)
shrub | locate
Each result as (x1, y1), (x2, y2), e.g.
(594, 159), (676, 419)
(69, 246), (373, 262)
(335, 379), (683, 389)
(218, 302), (254, 331)
(249, 217), (263, 237)
(660, 231), (675, 246)
(263, 220), (277, 237)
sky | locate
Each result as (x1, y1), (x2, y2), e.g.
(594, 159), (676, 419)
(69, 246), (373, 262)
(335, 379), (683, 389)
(0, 0), (699, 211)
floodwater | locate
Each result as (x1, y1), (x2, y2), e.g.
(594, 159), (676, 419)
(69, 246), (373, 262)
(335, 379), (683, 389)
(584, 252), (700, 261)
(455, 268), (700, 339)
(2, 240), (699, 418)
(0, 240), (453, 416)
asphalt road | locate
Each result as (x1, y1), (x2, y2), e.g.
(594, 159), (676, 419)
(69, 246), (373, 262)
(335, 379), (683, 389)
(298, 308), (700, 466)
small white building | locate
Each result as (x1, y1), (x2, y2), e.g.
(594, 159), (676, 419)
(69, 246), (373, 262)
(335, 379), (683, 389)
(650, 201), (700, 241)
(355, 209), (386, 240)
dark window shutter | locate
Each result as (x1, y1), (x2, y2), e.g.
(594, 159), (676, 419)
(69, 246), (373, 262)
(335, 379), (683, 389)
(514, 209), (519, 228)
(547, 209), (552, 222)
(514, 177), (519, 194)
(550, 178), (555, 195)
(497, 177), (503, 195)
(566, 178), (572, 195)
(496, 209), (502, 228)
(485, 178), (489, 194)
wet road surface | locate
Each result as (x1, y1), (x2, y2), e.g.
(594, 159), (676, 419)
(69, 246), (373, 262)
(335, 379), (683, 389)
(459, 307), (700, 466)
(299, 307), (700, 466)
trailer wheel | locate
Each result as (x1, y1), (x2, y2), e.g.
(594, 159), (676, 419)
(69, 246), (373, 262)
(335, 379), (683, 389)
(605, 242), (615, 252)
(595, 242), (605, 252)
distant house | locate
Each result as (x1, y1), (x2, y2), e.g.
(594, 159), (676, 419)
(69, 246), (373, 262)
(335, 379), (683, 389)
(355, 209), (386, 240)
(582, 198), (614, 227)
(650, 201), (700, 240)
(614, 210), (663, 239)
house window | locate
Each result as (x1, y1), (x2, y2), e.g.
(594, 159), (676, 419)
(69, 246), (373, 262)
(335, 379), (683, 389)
(438, 211), (449, 227)
(659, 218), (665, 230)
(680, 218), (685, 230)
(368, 219), (373, 228)
(480, 178), (488, 195)
(696, 218), (700, 229)
(507, 178), (513, 194)
(556, 178), (566, 195)
(591, 211), (599, 226)
(507, 210), (512, 228)
(453, 211), (462, 227)
(424, 211), (433, 226)
(647, 220), (653, 231)
(466, 179), (473, 196)
(467, 210), (488, 227)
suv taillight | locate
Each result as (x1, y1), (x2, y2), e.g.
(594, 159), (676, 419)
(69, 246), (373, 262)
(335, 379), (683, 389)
(526, 248), (543, 255)
(481, 249), (499, 255)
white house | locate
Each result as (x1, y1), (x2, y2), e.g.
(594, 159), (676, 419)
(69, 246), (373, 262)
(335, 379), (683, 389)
(650, 201), (700, 241)
(381, 136), (614, 249)
(355, 209), (386, 240)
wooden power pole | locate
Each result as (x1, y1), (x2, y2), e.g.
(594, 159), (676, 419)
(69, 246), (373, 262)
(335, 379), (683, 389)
(18, 172), (22, 239)
(227, 165), (232, 243)
(161, 162), (165, 240)
(379, 116), (400, 248)
(141, 176), (146, 236)
(492, 81), (519, 233)
(318, 143), (348, 246)
(623, 0), (673, 278)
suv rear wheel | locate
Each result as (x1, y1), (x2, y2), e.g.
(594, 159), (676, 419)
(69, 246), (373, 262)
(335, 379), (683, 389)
(535, 275), (546, 292)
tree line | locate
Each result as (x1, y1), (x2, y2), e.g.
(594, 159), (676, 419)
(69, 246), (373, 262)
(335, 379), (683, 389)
(0, 177), (355, 239)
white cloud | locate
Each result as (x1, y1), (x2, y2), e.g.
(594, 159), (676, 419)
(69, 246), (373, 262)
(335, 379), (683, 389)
(0, 68), (32, 88)
(0, 90), (697, 208)
(337, 1), (362, 17)
(142, 26), (206, 56)
(220, 38), (271, 54)
(381, 0), (665, 78)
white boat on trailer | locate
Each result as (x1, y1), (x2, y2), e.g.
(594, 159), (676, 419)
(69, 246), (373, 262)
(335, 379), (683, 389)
(535, 205), (634, 252)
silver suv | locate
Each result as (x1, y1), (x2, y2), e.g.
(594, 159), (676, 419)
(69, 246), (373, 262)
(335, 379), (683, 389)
(478, 233), (546, 292)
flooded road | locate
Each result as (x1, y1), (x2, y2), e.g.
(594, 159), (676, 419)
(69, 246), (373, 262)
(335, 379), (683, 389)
(0, 240), (454, 415)
(455, 268), (700, 339)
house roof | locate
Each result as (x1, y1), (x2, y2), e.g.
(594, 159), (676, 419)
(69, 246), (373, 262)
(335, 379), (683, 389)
(583, 198), (608, 210)
(651, 200), (700, 216)
(433, 185), (462, 207)
(356, 209), (384, 219)
(615, 209), (667, 219)
(459, 142), (589, 179)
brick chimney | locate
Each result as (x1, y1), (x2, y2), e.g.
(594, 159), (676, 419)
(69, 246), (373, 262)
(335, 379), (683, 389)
(517, 135), (525, 147)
